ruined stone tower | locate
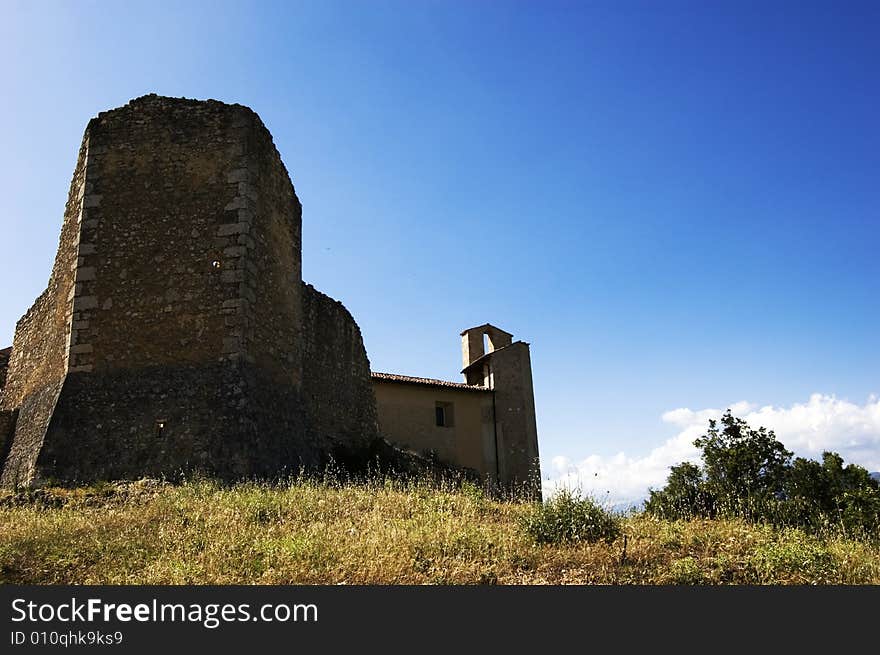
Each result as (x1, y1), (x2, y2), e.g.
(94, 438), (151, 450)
(0, 95), (377, 487)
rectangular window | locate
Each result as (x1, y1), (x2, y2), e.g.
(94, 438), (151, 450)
(435, 401), (454, 428)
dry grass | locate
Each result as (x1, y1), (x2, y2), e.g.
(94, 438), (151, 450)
(1, 478), (877, 585)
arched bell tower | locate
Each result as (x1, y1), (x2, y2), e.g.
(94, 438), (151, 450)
(460, 323), (540, 494)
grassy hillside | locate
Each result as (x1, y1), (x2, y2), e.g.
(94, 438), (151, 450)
(1, 478), (878, 585)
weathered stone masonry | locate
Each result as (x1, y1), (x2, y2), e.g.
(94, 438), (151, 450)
(0, 95), (377, 487)
(301, 284), (378, 459)
(0, 348), (12, 464)
(0, 94), (541, 492)
(0, 348), (9, 389)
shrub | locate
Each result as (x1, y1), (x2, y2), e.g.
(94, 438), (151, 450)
(644, 462), (715, 520)
(666, 556), (707, 585)
(749, 533), (838, 584)
(520, 489), (621, 545)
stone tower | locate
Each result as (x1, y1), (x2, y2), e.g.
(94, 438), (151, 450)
(0, 95), (378, 487)
(460, 323), (540, 492)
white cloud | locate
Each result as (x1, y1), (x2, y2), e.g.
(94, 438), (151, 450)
(542, 394), (880, 508)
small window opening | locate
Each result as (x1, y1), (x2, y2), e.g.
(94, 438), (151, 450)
(435, 401), (454, 428)
(483, 332), (490, 354)
(156, 419), (167, 437)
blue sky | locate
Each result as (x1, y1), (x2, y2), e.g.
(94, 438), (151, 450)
(2, 1), (878, 499)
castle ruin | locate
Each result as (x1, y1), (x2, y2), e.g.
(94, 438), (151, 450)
(0, 95), (539, 493)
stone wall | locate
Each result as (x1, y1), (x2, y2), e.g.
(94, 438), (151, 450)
(0, 350), (10, 463)
(301, 283), (378, 460)
(1, 381), (63, 486)
(2, 133), (86, 408)
(0, 96), (350, 486)
(79, 97), (261, 371)
(25, 364), (311, 483)
(489, 342), (540, 494)
(0, 408), (16, 474)
(229, 107), (316, 472)
(244, 114), (302, 385)
(0, 131), (89, 486)
(0, 349), (9, 391)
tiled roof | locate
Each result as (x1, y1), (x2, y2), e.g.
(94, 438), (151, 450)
(0, 347), (11, 358)
(371, 372), (490, 392)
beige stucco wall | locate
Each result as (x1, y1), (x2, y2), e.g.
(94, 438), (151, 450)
(372, 382), (496, 479)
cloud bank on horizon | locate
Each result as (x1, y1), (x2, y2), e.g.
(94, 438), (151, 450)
(544, 394), (880, 508)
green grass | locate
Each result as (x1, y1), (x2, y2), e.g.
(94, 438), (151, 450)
(1, 478), (878, 584)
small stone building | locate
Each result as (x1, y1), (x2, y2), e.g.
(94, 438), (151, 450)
(0, 95), (539, 493)
(372, 324), (540, 492)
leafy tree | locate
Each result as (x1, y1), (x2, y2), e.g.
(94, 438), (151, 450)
(645, 462), (712, 520)
(645, 411), (880, 540)
(785, 457), (833, 510)
(782, 452), (880, 536)
(695, 411), (791, 516)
